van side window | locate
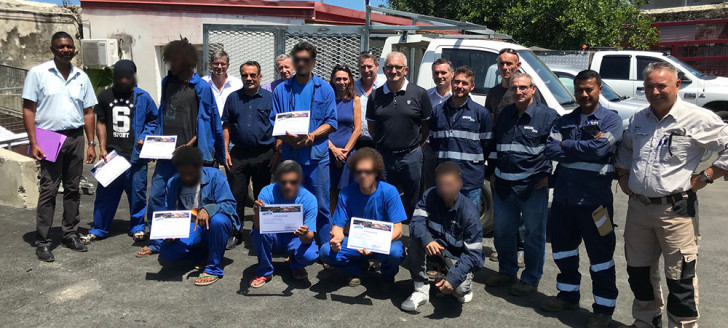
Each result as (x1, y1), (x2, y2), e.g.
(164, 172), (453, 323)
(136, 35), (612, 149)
(441, 48), (499, 94)
(637, 56), (666, 80)
(599, 56), (630, 80)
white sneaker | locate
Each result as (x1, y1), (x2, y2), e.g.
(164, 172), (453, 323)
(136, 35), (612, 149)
(456, 290), (474, 304)
(401, 282), (430, 312)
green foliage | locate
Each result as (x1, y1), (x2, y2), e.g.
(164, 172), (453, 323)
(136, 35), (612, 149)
(85, 68), (113, 93)
(386, 0), (659, 50)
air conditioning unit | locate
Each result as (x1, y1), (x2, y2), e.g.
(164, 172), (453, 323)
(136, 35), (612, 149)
(81, 39), (119, 68)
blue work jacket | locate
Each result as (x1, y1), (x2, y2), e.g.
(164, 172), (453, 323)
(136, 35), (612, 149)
(270, 75), (337, 165)
(155, 73), (225, 164)
(491, 101), (559, 199)
(430, 97), (493, 191)
(128, 86), (158, 164)
(545, 105), (623, 206)
(411, 188), (484, 288)
(165, 167), (240, 231)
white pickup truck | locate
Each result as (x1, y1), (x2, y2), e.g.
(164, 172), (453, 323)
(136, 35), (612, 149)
(537, 50), (728, 121)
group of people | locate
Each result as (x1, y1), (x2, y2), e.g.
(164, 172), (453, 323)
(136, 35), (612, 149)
(21, 31), (728, 328)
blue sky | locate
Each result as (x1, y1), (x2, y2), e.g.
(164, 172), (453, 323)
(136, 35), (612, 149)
(30, 0), (387, 10)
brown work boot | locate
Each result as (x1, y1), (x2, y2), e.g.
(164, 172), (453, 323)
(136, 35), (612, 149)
(540, 296), (578, 312)
(586, 313), (612, 328)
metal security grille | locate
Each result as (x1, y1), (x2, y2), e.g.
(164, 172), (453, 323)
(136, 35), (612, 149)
(203, 25), (368, 85)
(0, 65), (28, 133)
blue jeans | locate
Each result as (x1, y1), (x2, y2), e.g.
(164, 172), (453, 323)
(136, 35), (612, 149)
(147, 160), (177, 252)
(250, 229), (319, 277)
(301, 159), (331, 245)
(159, 213), (232, 277)
(462, 187), (481, 209)
(493, 187), (549, 286)
(319, 237), (405, 280)
(90, 162), (148, 238)
(379, 146), (423, 218)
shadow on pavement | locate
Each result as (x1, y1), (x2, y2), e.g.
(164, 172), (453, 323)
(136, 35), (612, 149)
(237, 261), (312, 297)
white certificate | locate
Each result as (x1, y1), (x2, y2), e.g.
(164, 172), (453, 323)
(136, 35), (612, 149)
(149, 210), (191, 240)
(258, 204), (304, 234)
(139, 135), (177, 159)
(346, 217), (394, 255)
(272, 111), (310, 136)
(89, 150), (131, 187)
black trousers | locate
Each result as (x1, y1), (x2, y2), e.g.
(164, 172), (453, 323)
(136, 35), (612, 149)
(227, 146), (273, 226)
(35, 128), (84, 247)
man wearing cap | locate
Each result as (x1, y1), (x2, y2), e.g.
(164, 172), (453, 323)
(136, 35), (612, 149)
(81, 60), (158, 244)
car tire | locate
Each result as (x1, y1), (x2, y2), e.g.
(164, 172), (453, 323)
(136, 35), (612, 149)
(480, 181), (494, 235)
(716, 110), (728, 123)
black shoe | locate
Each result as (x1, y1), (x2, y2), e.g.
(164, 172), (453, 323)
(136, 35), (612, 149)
(226, 235), (240, 250)
(379, 279), (395, 293)
(540, 296), (579, 312)
(35, 246), (54, 262)
(509, 280), (538, 296)
(63, 236), (88, 252)
(485, 273), (517, 288)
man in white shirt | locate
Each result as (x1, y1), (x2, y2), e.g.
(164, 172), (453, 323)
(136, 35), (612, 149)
(202, 50), (243, 118)
(22, 31), (98, 261)
(423, 58), (454, 190)
(354, 51), (383, 150)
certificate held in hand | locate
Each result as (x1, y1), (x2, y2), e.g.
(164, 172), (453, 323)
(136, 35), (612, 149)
(149, 211), (192, 240)
(346, 217), (394, 255)
(90, 150), (131, 187)
(272, 111), (310, 136)
(258, 204), (304, 234)
(139, 135), (177, 159)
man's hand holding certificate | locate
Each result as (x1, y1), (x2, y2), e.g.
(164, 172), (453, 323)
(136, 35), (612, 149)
(258, 204), (304, 234)
(346, 218), (394, 255)
(139, 135), (177, 159)
(90, 150), (131, 187)
(272, 111), (310, 137)
(149, 211), (192, 240)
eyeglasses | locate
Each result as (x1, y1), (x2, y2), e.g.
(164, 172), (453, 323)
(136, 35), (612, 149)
(360, 50), (376, 56)
(293, 57), (312, 64)
(279, 179), (300, 186)
(384, 65), (405, 72)
(509, 85), (532, 91)
(241, 73), (258, 78)
(499, 48), (517, 55)
(333, 64), (352, 73)
(355, 169), (376, 176)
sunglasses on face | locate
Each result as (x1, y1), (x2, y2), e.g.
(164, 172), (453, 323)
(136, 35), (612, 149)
(293, 57), (312, 64)
(279, 179), (300, 186)
(384, 65), (404, 72)
(241, 73), (258, 78)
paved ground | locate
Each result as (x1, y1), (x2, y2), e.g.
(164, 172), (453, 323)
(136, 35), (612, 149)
(1, 163), (728, 327)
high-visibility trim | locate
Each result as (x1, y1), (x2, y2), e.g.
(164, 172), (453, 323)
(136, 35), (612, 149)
(590, 259), (615, 272)
(480, 132), (493, 140)
(603, 132), (617, 146)
(594, 296), (617, 307)
(494, 168), (533, 181)
(436, 151), (484, 161)
(464, 241), (482, 251)
(557, 282), (580, 292)
(496, 143), (545, 155)
(413, 209), (429, 218)
(560, 162), (615, 175)
(550, 131), (562, 141)
(488, 152), (497, 159)
(553, 249), (579, 260)
(431, 130), (480, 140)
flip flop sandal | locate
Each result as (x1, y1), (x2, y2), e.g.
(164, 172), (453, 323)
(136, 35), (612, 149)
(80, 234), (99, 244)
(133, 231), (146, 241)
(194, 273), (220, 286)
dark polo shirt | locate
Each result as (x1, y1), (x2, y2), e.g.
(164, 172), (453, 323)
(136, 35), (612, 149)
(366, 80), (432, 151)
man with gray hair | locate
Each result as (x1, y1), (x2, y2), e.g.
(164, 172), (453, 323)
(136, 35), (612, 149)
(485, 72), (559, 297)
(248, 160), (319, 288)
(615, 62), (728, 328)
(202, 50), (243, 117)
(366, 51), (433, 218)
(262, 54), (294, 92)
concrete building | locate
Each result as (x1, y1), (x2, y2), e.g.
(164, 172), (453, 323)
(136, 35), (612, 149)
(80, 0), (411, 102)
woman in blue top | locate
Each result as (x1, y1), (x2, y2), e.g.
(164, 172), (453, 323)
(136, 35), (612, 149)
(328, 65), (361, 211)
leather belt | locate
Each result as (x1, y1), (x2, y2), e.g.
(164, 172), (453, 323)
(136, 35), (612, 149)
(389, 145), (419, 155)
(633, 191), (692, 205)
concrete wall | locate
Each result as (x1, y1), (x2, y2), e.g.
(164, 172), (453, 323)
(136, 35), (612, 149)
(0, 148), (38, 209)
(0, 0), (82, 69)
(82, 8), (304, 102)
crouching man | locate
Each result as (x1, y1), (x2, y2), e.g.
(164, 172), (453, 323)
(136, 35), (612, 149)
(402, 161), (484, 311)
(158, 146), (239, 286)
(249, 160), (319, 288)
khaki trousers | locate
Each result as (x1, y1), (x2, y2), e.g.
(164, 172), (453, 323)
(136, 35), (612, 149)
(624, 194), (700, 328)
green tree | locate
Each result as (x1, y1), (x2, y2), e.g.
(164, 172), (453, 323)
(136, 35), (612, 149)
(386, 0), (658, 50)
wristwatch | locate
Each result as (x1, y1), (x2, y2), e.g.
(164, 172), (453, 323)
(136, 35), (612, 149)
(699, 170), (714, 184)
(88, 141), (96, 146)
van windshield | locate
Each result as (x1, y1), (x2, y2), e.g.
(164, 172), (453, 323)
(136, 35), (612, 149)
(518, 50), (577, 107)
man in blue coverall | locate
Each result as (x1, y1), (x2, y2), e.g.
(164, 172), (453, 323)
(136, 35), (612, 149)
(270, 41), (337, 246)
(158, 146), (238, 286)
(321, 148), (406, 291)
(429, 66), (493, 207)
(249, 160), (319, 288)
(542, 70), (622, 328)
(485, 72), (559, 296)
(402, 161), (484, 311)
(82, 60), (157, 243)
(138, 37), (225, 258)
